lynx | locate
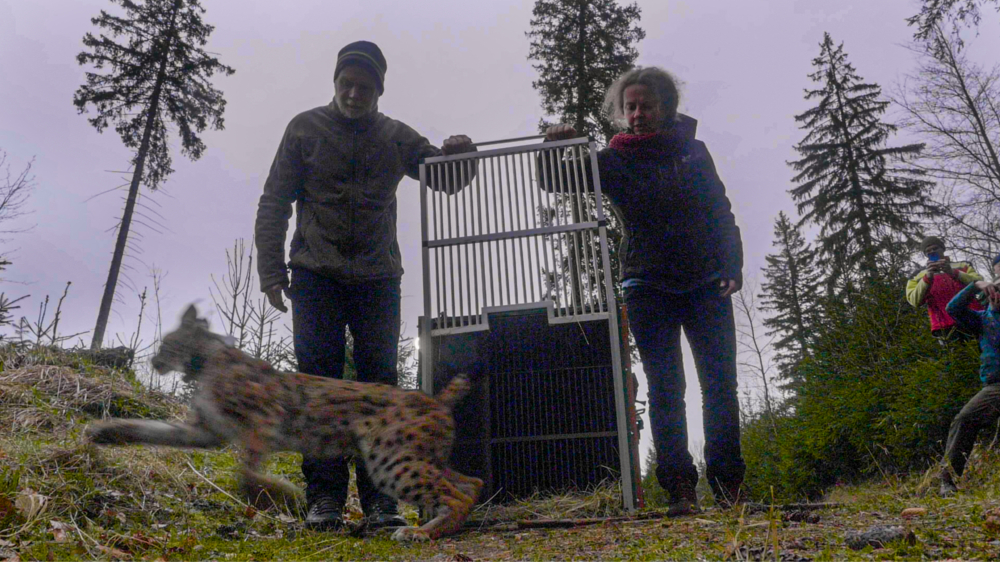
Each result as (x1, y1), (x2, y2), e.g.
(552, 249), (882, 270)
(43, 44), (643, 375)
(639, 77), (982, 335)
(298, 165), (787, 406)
(86, 304), (483, 542)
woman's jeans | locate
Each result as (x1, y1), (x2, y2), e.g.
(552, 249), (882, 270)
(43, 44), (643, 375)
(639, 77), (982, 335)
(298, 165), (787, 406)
(624, 282), (745, 502)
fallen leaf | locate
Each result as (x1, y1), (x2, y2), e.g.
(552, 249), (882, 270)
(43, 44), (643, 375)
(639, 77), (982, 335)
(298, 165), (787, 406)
(97, 545), (129, 560)
(243, 505), (257, 519)
(48, 520), (71, 543)
(983, 508), (1000, 534)
(901, 507), (927, 519)
(14, 490), (47, 521)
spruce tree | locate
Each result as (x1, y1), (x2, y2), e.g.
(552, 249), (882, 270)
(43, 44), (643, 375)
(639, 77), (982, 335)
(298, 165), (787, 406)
(759, 212), (821, 387)
(74, 0), (234, 349)
(526, 0), (644, 308)
(789, 33), (932, 288)
(527, 0), (645, 143)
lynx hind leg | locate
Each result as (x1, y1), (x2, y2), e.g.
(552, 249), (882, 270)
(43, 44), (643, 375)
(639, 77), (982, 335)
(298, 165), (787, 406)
(387, 463), (476, 542)
(444, 468), (484, 504)
(417, 469), (483, 527)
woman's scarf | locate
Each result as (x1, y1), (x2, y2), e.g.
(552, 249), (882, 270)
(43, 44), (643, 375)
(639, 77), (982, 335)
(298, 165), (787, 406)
(608, 131), (662, 152)
(609, 130), (684, 158)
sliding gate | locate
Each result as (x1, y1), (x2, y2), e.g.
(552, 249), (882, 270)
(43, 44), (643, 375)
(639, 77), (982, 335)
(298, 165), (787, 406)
(417, 136), (637, 511)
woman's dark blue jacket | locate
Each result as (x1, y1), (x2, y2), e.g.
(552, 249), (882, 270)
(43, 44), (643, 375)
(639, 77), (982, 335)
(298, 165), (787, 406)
(542, 115), (743, 292)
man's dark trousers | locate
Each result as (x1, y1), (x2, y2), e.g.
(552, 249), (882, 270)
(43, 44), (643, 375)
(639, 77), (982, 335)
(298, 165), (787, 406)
(289, 267), (401, 510)
(624, 282), (745, 503)
(944, 383), (1000, 478)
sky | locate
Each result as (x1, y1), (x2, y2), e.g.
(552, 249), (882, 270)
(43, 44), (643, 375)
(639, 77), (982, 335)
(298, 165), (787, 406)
(3, 0), (1000, 476)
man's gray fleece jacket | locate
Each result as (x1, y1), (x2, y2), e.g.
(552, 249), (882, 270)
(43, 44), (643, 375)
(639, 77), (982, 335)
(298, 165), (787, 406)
(255, 102), (469, 291)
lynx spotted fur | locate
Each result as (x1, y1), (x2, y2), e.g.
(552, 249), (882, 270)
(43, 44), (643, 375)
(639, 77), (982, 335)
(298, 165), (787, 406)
(86, 304), (482, 541)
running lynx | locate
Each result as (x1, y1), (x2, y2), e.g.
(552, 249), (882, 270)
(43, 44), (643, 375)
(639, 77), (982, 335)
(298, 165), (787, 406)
(87, 304), (482, 541)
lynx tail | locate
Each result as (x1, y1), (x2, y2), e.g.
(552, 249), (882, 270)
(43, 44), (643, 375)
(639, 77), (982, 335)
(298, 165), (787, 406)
(434, 373), (470, 409)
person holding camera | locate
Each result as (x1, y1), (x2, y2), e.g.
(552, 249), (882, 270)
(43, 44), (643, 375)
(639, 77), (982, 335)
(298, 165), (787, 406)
(905, 236), (984, 340)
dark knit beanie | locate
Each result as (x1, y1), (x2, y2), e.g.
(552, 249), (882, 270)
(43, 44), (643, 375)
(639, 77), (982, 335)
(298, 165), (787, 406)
(920, 235), (945, 254)
(334, 40), (386, 94)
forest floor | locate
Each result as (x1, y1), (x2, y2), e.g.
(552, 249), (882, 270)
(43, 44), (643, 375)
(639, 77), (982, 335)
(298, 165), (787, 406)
(2, 344), (1000, 561)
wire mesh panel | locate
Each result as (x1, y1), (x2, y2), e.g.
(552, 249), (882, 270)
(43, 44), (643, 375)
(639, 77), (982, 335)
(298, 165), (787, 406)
(421, 309), (628, 502)
(418, 137), (636, 511)
(420, 138), (614, 333)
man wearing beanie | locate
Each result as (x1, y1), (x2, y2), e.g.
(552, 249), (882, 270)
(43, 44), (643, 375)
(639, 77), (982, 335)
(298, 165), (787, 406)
(254, 40), (476, 531)
(906, 236), (984, 340)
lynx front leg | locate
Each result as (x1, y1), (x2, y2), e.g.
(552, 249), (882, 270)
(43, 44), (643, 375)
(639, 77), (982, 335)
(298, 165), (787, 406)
(87, 420), (225, 448)
(236, 428), (303, 513)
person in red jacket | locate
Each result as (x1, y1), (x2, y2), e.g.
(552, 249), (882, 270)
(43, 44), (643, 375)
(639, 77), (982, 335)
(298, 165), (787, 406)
(906, 236), (984, 340)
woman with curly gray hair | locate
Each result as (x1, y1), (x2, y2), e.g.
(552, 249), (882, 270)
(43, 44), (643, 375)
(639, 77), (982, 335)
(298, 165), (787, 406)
(545, 66), (745, 515)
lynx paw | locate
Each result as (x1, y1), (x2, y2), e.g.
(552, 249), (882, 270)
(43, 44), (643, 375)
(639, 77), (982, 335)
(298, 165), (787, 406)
(391, 526), (431, 542)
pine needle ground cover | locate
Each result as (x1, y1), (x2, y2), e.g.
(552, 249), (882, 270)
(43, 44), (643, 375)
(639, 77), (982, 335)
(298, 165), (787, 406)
(2, 345), (1000, 561)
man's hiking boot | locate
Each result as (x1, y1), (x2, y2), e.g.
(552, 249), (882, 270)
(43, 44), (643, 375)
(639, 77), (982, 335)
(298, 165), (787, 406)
(667, 486), (700, 517)
(304, 495), (345, 531)
(363, 493), (408, 529)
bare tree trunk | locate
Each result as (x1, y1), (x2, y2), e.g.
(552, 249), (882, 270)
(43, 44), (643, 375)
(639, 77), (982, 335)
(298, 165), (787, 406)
(91, 5), (177, 350)
(733, 284), (779, 434)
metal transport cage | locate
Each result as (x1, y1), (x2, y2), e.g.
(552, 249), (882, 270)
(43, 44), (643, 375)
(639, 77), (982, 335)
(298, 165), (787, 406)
(417, 135), (639, 511)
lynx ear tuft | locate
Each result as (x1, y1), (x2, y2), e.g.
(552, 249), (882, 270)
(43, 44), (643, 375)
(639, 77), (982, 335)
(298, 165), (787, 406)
(181, 304), (199, 326)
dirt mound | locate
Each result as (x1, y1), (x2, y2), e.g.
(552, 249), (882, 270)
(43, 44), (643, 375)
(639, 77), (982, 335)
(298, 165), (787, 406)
(0, 364), (185, 435)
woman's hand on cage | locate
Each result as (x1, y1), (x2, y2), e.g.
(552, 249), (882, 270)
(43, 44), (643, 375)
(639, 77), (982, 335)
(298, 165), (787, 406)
(545, 124), (577, 141)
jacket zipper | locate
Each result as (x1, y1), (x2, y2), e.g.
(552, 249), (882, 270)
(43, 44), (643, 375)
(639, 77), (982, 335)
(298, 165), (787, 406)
(348, 128), (357, 256)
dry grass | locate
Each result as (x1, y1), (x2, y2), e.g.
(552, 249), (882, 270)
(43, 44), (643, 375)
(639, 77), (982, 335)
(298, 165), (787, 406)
(470, 479), (626, 524)
(0, 364), (183, 435)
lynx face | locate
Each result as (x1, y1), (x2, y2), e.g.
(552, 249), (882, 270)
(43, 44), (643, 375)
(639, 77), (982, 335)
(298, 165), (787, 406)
(150, 305), (212, 376)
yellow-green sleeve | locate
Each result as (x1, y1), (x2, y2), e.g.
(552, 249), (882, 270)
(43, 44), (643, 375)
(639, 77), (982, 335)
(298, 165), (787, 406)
(955, 262), (983, 285)
(906, 270), (930, 308)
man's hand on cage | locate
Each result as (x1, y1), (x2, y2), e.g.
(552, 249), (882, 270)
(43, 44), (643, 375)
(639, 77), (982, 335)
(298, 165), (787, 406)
(442, 135), (474, 155)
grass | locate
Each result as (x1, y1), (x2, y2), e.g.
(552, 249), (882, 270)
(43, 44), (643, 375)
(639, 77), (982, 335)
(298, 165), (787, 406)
(2, 342), (1000, 560)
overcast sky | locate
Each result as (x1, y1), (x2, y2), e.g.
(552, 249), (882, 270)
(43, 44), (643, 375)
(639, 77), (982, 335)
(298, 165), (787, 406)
(3, 0), (999, 472)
